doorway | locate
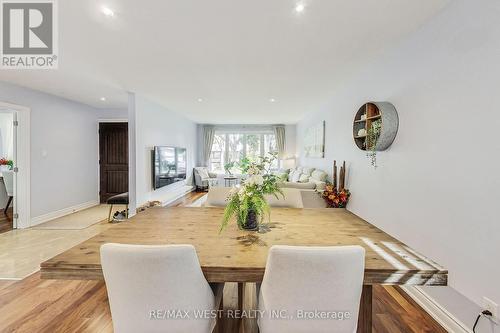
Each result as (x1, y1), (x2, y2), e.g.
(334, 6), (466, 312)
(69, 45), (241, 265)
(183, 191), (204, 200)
(0, 110), (15, 233)
(99, 122), (129, 203)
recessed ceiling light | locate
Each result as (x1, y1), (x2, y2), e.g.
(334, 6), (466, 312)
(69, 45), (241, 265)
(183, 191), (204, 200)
(197, 98), (203, 102)
(100, 97), (106, 101)
(295, 3), (305, 13)
(101, 6), (115, 17)
(270, 98), (276, 103)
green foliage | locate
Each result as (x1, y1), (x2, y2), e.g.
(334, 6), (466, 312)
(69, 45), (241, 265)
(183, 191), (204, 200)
(224, 161), (236, 175)
(366, 119), (382, 168)
(219, 152), (283, 233)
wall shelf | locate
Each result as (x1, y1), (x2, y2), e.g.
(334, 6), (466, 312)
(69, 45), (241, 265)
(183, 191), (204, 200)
(353, 102), (398, 151)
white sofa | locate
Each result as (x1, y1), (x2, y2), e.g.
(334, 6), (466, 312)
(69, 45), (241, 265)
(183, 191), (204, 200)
(204, 187), (304, 208)
(279, 166), (328, 191)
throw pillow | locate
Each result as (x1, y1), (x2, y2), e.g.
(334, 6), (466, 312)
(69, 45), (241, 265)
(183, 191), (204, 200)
(291, 172), (302, 182)
(311, 170), (328, 182)
(302, 167), (315, 176)
(197, 168), (210, 179)
(298, 174), (310, 183)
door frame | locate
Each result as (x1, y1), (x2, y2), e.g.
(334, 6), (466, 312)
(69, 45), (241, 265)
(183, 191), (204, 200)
(0, 101), (30, 229)
(97, 119), (128, 203)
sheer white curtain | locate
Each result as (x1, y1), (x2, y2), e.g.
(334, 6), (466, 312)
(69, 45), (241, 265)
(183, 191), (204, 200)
(202, 125), (215, 167)
(0, 113), (14, 160)
(273, 125), (286, 159)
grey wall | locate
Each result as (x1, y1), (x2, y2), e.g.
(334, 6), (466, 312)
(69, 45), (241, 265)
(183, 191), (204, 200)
(0, 81), (102, 218)
(295, 0), (500, 331)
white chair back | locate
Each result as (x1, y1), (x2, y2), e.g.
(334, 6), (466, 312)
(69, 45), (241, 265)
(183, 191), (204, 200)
(101, 244), (216, 333)
(265, 188), (303, 208)
(258, 245), (365, 333)
(205, 187), (232, 207)
(2, 172), (13, 197)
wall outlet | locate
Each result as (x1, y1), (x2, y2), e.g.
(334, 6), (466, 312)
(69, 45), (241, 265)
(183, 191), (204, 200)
(483, 297), (499, 320)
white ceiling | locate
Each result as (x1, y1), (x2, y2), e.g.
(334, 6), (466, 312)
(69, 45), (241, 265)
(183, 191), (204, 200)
(0, 0), (450, 124)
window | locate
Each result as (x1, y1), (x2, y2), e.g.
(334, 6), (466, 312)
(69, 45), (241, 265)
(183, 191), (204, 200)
(209, 131), (279, 173)
(209, 134), (225, 173)
(227, 134), (244, 163)
(245, 134), (261, 162)
(263, 134), (278, 169)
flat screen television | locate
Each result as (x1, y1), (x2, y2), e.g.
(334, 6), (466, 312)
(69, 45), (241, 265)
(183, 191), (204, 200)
(152, 146), (187, 190)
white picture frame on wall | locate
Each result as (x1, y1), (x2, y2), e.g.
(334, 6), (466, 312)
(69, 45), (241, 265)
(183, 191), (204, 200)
(304, 121), (325, 158)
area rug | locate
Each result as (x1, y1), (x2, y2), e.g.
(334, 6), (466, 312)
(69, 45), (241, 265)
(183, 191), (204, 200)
(32, 204), (127, 230)
(300, 190), (328, 208)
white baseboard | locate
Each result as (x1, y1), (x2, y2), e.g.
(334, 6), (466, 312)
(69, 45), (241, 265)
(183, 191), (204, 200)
(161, 185), (195, 206)
(401, 286), (471, 333)
(30, 200), (99, 227)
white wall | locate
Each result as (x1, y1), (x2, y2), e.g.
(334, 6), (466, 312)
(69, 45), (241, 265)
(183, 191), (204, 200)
(296, 0), (500, 331)
(97, 108), (128, 120)
(133, 95), (197, 207)
(0, 81), (102, 219)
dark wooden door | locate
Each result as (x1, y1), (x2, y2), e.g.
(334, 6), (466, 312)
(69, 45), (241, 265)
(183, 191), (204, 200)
(99, 123), (128, 203)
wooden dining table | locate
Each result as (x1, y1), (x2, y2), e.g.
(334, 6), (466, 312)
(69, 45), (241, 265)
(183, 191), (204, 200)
(41, 206), (447, 333)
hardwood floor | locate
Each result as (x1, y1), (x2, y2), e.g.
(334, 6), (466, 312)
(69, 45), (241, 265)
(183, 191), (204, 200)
(0, 191), (447, 333)
(167, 190), (206, 207)
(0, 207), (13, 234)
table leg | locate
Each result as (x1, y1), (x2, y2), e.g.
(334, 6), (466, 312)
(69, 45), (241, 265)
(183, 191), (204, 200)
(238, 282), (245, 311)
(357, 285), (372, 333)
(237, 283), (246, 332)
(108, 205), (113, 222)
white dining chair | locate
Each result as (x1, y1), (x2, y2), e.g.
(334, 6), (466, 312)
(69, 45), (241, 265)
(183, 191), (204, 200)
(2, 171), (13, 214)
(204, 186), (232, 207)
(258, 245), (365, 333)
(265, 188), (303, 208)
(101, 243), (223, 333)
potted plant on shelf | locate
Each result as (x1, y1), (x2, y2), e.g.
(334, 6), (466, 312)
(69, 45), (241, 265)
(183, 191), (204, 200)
(220, 153), (283, 232)
(0, 158), (13, 172)
(224, 161), (236, 175)
(366, 119), (382, 168)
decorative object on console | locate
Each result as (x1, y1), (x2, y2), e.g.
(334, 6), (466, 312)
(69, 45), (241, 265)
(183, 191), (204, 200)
(353, 102), (399, 168)
(304, 120), (325, 158)
(332, 160), (337, 189)
(321, 185), (350, 208)
(220, 153), (283, 232)
(321, 160), (350, 208)
(0, 158), (13, 171)
(224, 161), (236, 175)
(339, 160), (346, 190)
